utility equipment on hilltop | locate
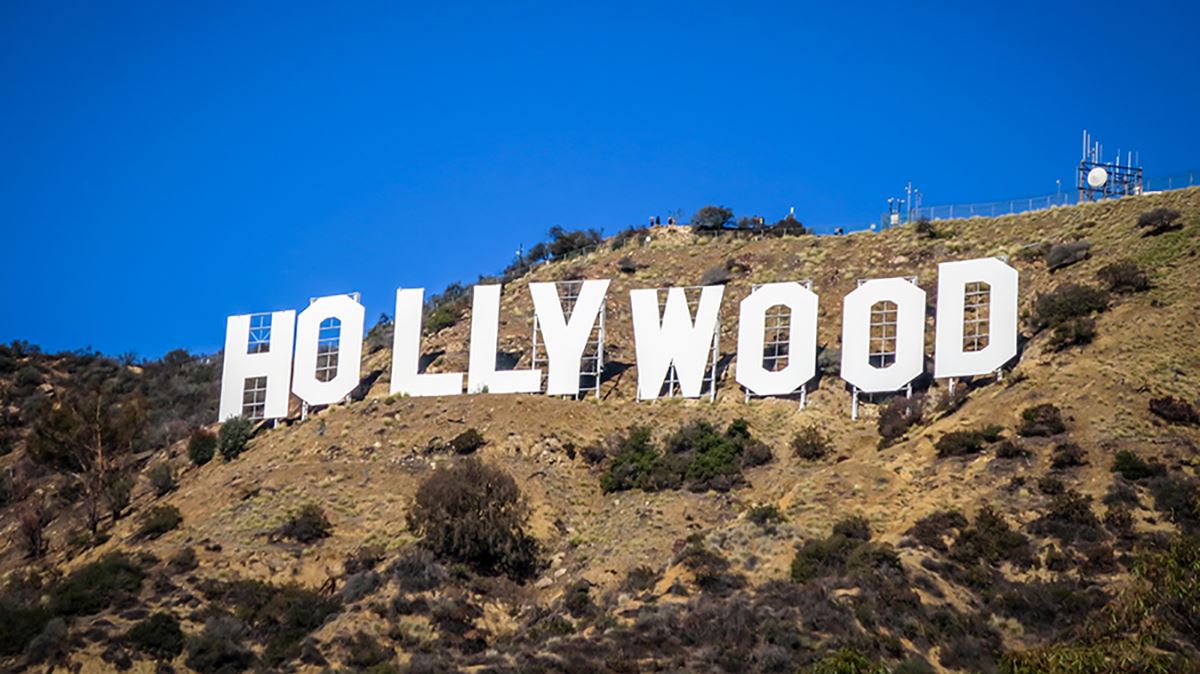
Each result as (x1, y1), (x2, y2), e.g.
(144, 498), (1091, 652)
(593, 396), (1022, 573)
(1078, 129), (1143, 202)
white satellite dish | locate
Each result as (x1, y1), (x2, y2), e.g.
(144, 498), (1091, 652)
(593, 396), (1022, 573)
(1087, 167), (1109, 188)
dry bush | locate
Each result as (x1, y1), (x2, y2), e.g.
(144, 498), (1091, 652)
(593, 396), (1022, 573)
(17, 497), (51, 558)
(792, 424), (833, 460)
(1044, 241), (1091, 270)
(136, 505), (182, 540)
(1149, 396), (1199, 425)
(1047, 316), (1096, 351)
(274, 504), (332, 544)
(1136, 207), (1182, 236)
(1017, 403), (1066, 437)
(408, 457), (539, 580)
(699, 265), (732, 285)
(449, 428), (485, 454)
(1030, 284), (1108, 333)
(1096, 260), (1150, 293)
(1050, 442), (1088, 469)
(146, 462), (176, 496)
(878, 395), (923, 445)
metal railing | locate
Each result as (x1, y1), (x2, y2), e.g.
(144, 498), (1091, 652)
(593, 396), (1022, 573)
(887, 169), (1199, 226)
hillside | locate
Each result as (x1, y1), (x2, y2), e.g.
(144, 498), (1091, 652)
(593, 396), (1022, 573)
(2, 188), (1199, 673)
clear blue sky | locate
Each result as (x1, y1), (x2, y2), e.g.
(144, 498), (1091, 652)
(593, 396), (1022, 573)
(2, 2), (1198, 358)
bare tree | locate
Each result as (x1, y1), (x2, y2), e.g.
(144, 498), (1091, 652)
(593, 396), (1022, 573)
(17, 493), (51, 558)
(27, 386), (145, 535)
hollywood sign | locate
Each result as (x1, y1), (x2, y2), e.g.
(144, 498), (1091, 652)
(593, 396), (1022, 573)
(218, 257), (1017, 421)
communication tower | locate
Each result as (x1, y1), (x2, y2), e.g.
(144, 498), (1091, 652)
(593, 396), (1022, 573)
(1077, 130), (1143, 202)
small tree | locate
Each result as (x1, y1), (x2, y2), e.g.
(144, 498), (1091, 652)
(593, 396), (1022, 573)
(218, 417), (254, 461)
(103, 471), (133, 522)
(408, 457), (539, 580)
(690, 205), (734, 231)
(18, 496), (51, 558)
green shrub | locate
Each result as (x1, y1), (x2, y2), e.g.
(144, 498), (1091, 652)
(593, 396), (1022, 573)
(792, 424), (833, 460)
(677, 535), (745, 593)
(1002, 638), (1187, 673)
(801, 648), (888, 673)
(546, 225), (602, 260)
(1030, 284), (1109, 332)
(791, 516), (875, 583)
(1096, 260), (1150, 293)
(562, 579), (596, 618)
(994, 439), (1031, 459)
(198, 579), (339, 666)
(0, 602), (53, 656)
(949, 506), (1034, 568)
(1038, 476), (1065, 495)
(979, 424), (1004, 442)
(146, 461), (176, 496)
(1050, 442), (1088, 469)
(1136, 206), (1182, 236)
(137, 505), (182, 540)
(407, 457), (539, 580)
(622, 565), (659, 594)
(275, 504), (332, 544)
(51, 553), (145, 615)
(1047, 316), (1096, 351)
(599, 426), (683, 493)
(103, 471), (134, 521)
(746, 503), (785, 528)
(188, 429), (217, 465)
(127, 612), (184, 660)
(218, 416), (254, 460)
(906, 510), (967, 552)
(449, 428), (485, 454)
(1018, 403), (1066, 437)
(602, 420), (770, 494)
(1032, 490), (1104, 545)
(1146, 474), (1200, 531)
(936, 430), (987, 457)
(1111, 451), (1158, 481)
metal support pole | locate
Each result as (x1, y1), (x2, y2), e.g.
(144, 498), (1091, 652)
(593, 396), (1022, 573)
(595, 301), (605, 400)
(852, 388), (860, 420)
(709, 321), (719, 402)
